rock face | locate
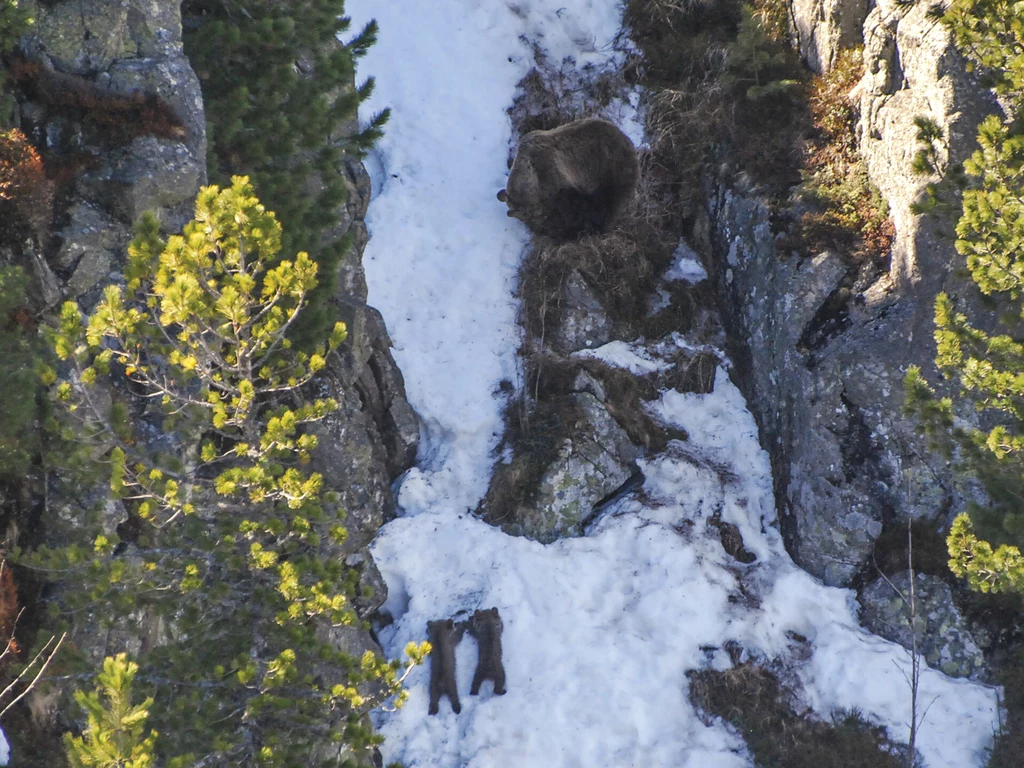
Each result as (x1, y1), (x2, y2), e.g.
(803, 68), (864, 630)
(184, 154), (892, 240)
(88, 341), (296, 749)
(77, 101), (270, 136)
(860, 573), (985, 678)
(511, 392), (642, 542)
(790, 0), (870, 74)
(9, 0), (417, 572)
(550, 270), (616, 354)
(703, 1), (1000, 586)
(19, 0), (208, 232)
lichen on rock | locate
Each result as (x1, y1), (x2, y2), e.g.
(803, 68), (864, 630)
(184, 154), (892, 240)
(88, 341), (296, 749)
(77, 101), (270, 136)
(859, 572), (985, 678)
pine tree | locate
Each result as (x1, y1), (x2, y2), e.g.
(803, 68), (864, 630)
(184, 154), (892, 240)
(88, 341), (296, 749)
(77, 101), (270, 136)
(940, 0), (1024, 114)
(0, 1), (32, 126)
(64, 654), (159, 768)
(723, 3), (800, 101)
(904, 0), (1024, 594)
(181, 0), (389, 348)
(39, 178), (426, 765)
(0, 266), (43, 479)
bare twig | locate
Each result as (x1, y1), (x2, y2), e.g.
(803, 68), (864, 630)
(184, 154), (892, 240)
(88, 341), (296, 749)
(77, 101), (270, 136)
(906, 518), (920, 767)
(0, 631), (67, 718)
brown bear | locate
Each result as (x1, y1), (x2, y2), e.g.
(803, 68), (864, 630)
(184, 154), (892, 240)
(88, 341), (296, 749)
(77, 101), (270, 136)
(427, 618), (464, 715)
(497, 118), (639, 241)
(468, 607), (506, 697)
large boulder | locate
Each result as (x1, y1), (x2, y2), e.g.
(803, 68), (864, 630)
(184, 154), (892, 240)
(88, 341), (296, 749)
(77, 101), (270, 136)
(502, 392), (642, 543)
(550, 269), (616, 355)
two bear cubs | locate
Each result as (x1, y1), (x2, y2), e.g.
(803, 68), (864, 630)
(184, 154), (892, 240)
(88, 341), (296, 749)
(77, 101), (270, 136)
(427, 607), (506, 716)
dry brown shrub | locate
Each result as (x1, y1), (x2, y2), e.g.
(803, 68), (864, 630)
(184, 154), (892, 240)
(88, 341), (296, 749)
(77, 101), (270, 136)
(807, 47), (863, 163)
(646, 79), (733, 209)
(689, 664), (906, 767)
(623, 0), (742, 85)
(0, 564), (17, 652)
(0, 129), (53, 246)
(790, 47), (895, 266)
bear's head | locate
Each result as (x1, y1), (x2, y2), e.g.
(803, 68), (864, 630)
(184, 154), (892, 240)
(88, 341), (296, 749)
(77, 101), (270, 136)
(427, 618), (454, 634)
(470, 607), (502, 634)
(497, 145), (541, 224)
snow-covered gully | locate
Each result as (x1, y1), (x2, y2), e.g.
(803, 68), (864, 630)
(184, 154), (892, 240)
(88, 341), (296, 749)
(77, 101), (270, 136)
(345, 2), (999, 766)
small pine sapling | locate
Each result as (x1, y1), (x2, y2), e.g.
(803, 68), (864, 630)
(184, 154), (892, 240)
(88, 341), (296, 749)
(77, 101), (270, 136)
(64, 654), (159, 768)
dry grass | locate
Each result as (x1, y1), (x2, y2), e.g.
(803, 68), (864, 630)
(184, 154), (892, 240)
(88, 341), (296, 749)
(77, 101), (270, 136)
(623, 0), (743, 85)
(507, 57), (626, 148)
(627, 1), (893, 266)
(787, 47), (895, 266)
(689, 664), (908, 768)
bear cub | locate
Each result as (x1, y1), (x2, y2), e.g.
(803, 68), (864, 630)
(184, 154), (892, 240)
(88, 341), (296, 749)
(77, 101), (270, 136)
(427, 618), (465, 715)
(468, 607), (506, 697)
(497, 117), (638, 241)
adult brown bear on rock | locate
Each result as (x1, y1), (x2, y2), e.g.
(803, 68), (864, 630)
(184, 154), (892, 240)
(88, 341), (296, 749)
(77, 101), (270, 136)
(497, 118), (639, 241)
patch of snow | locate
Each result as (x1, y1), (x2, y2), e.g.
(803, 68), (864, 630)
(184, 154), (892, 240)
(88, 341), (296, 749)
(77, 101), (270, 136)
(574, 341), (670, 375)
(0, 725), (9, 766)
(363, 147), (387, 202)
(652, 332), (728, 365)
(665, 240), (709, 283)
(601, 88), (647, 149)
(347, 0), (1000, 766)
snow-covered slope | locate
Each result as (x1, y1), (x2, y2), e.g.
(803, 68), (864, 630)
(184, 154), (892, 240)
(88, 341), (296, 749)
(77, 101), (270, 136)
(344, 2), (1000, 766)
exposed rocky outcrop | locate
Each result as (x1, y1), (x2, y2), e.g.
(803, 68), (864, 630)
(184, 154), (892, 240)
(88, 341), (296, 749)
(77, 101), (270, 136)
(550, 269), (615, 355)
(8, 0), (417, 569)
(860, 572), (985, 678)
(509, 391), (642, 542)
(16, 0), (207, 229)
(704, 0), (1001, 587)
(790, 0), (870, 74)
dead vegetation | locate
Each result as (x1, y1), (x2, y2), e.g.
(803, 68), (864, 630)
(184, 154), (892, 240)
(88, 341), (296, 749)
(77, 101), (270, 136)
(785, 47), (895, 266)
(625, 0), (894, 267)
(0, 128), (53, 247)
(689, 664), (908, 767)
(507, 57), (627, 143)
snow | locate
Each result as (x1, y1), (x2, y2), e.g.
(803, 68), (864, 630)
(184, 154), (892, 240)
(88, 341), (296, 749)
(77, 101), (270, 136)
(574, 341), (670, 375)
(665, 240), (709, 284)
(344, 1), (1001, 766)
(0, 725), (9, 765)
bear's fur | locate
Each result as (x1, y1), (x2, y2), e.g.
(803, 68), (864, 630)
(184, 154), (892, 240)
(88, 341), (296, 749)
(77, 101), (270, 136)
(497, 118), (638, 241)
(427, 618), (464, 715)
(468, 607), (506, 696)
